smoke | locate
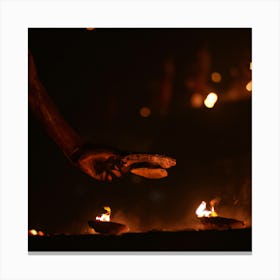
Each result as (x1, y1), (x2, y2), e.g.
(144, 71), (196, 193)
(210, 197), (221, 207)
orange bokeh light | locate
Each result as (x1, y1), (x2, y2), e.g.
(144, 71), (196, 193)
(204, 92), (218, 108)
(246, 81), (252, 92)
(190, 93), (203, 108)
(211, 72), (222, 83)
(140, 106), (151, 118)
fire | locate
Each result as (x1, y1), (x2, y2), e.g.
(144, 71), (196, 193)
(195, 201), (218, 218)
(96, 206), (111, 222)
(28, 229), (45, 236)
(28, 229), (38, 236)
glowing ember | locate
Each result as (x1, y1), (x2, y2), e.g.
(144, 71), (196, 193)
(195, 201), (218, 218)
(96, 206), (111, 222)
(28, 229), (38, 236)
(28, 229), (45, 236)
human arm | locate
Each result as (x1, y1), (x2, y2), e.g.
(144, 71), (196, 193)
(28, 51), (176, 181)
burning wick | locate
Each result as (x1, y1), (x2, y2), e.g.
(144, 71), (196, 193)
(195, 201), (218, 218)
(96, 206), (111, 222)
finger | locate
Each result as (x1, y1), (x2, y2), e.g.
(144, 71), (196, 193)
(130, 168), (168, 179)
(107, 174), (113, 181)
(122, 154), (176, 169)
(111, 169), (122, 178)
(100, 171), (107, 181)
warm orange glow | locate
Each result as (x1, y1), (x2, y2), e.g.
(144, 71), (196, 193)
(86, 28), (95, 31)
(140, 106), (151, 117)
(211, 72), (222, 83)
(37, 231), (44, 236)
(204, 92), (218, 108)
(29, 229), (38, 236)
(96, 206), (111, 222)
(210, 206), (218, 217)
(195, 201), (218, 217)
(190, 93), (203, 108)
(246, 81), (252, 92)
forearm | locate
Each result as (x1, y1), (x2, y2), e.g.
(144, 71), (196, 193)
(28, 66), (84, 161)
(28, 51), (176, 181)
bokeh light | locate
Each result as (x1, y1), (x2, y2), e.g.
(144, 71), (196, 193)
(204, 92), (218, 108)
(29, 229), (38, 236)
(139, 106), (151, 118)
(190, 93), (204, 108)
(37, 231), (45, 236)
(211, 72), (222, 83)
(246, 81), (252, 92)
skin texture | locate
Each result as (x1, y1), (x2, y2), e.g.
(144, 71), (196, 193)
(28, 51), (176, 181)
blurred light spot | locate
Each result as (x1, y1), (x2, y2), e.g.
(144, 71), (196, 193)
(140, 106), (151, 118)
(204, 92), (218, 108)
(211, 72), (222, 83)
(37, 231), (44, 236)
(86, 28), (95, 31)
(190, 93), (203, 108)
(246, 81), (252, 92)
(250, 62), (252, 70)
(29, 229), (37, 236)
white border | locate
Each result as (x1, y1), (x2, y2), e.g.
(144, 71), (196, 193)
(0, 0), (279, 279)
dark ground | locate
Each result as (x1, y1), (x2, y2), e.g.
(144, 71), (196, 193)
(29, 228), (251, 252)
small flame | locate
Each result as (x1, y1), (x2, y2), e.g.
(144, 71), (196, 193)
(28, 229), (38, 236)
(195, 201), (218, 217)
(28, 229), (45, 236)
(96, 206), (111, 222)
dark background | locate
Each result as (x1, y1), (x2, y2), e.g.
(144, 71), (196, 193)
(28, 28), (251, 234)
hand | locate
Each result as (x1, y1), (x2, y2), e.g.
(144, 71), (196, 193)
(28, 50), (176, 182)
(74, 146), (176, 181)
(76, 148), (123, 181)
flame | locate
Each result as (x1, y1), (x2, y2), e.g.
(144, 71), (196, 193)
(195, 201), (218, 217)
(96, 206), (111, 222)
(29, 229), (38, 236)
(28, 229), (45, 236)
